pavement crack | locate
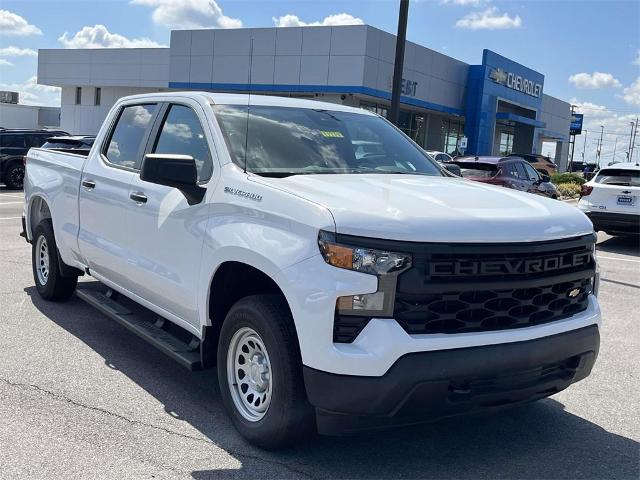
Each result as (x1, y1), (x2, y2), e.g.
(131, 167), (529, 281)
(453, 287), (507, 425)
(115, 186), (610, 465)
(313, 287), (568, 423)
(0, 377), (317, 479)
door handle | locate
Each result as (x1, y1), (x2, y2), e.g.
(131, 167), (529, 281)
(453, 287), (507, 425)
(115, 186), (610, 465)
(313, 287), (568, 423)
(129, 192), (147, 204)
(82, 179), (96, 190)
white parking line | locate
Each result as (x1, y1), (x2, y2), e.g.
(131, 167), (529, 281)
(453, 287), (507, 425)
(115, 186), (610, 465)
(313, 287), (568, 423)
(598, 255), (640, 263)
(0, 201), (24, 205)
(0, 217), (21, 220)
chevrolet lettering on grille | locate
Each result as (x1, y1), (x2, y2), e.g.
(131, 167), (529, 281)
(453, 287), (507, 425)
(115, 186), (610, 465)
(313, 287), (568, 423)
(428, 252), (592, 277)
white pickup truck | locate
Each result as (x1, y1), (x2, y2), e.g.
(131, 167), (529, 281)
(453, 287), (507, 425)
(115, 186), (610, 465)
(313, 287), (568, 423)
(23, 92), (601, 449)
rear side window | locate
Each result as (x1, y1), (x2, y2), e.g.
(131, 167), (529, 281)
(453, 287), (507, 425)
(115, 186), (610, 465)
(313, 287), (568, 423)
(104, 104), (157, 169)
(26, 134), (52, 148)
(153, 104), (213, 182)
(0, 135), (26, 148)
(595, 169), (640, 187)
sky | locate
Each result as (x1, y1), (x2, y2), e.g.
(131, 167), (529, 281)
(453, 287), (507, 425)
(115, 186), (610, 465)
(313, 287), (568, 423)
(0, 0), (638, 162)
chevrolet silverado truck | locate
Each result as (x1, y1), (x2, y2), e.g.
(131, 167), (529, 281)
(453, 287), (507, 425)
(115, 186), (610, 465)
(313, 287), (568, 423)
(23, 92), (601, 449)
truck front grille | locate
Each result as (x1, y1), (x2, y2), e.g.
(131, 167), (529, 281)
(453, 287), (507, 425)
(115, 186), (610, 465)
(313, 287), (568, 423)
(333, 233), (596, 342)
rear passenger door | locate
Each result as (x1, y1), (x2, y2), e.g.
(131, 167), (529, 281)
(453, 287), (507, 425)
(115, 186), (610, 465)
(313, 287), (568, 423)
(124, 101), (215, 330)
(504, 161), (529, 191)
(78, 103), (159, 290)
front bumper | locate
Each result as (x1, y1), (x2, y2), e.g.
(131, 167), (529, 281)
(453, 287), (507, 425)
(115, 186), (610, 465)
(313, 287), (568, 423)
(305, 325), (599, 435)
(584, 211), (639, 235)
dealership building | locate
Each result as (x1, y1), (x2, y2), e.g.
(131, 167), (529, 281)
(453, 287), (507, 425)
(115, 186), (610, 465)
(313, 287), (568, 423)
(37, 24), (572, 168)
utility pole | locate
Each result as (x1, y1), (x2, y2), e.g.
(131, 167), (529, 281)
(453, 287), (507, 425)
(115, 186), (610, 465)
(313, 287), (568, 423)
(596, 125), (604, 167)
(627, 120), (636, 161)
(389, 0), (410, 126)
(629, 117), (638, 162)
(612, 137), (617, 164)
(581, 129), (588, 165)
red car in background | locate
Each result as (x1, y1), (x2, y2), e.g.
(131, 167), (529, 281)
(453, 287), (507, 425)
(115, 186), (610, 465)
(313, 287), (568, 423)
(452, 156), (559, 199)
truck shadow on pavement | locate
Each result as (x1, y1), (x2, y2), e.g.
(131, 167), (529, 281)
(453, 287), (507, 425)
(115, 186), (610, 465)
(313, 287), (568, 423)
(596, 235), (640, 256)
(26, 286), (639, 480)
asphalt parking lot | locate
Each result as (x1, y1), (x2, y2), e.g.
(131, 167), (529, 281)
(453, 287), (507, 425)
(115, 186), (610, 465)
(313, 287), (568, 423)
(0, 187), (638, 479)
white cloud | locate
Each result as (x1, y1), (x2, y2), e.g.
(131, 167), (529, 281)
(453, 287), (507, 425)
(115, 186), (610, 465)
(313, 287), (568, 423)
(58, 25), (165, 49)
(621, 78), (640, 106)
(455, 7), (521, 30)
(633, 50), (640, 66)
(130, 0), (242, 29)
(0, 46), (37, 57)
(568, 72), (622, 89)
(0, 76), (60, 106)
(0, 59), (14, 66)
(571, 98), (640, 164)
(273, 13), (364, 28)
(0, 9), (42, 36)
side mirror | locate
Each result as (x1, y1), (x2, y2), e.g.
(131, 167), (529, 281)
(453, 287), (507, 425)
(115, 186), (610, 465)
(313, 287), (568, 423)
(540, 174), (551, 183)
(443, 163), (461, 176)
(140, 153), (206, 205)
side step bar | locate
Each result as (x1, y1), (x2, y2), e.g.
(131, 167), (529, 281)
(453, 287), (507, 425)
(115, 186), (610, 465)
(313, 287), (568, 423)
(76, 288), (202, 370)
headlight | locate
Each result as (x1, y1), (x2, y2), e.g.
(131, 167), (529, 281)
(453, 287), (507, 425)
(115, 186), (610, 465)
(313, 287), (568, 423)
(318, 230), (411, 275)
(318, 230), (411, 317)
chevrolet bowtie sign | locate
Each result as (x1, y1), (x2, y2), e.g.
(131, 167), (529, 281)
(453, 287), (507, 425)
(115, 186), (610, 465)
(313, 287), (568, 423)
(489, 67), (542, 98)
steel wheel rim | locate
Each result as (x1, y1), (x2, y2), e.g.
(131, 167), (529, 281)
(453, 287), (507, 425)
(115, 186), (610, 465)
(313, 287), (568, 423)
(35, 235), (50, 286)
(226, 327), (272, 422)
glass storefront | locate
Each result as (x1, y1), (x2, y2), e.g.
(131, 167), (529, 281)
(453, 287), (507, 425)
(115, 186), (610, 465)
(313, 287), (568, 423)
(499, 131), (514, 155)
(441, 118), (464, 155)
(361, 101), (426, 147)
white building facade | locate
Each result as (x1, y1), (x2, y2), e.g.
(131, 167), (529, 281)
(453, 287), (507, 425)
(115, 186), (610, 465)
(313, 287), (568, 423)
(38, 25), (572, 168)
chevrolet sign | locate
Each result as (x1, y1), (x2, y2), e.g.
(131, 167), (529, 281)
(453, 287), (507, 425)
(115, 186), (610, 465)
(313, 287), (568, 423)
(489, 67), (542, 98)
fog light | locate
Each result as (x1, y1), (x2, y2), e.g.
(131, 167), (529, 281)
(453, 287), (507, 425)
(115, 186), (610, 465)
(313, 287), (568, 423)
(337, 292), (385, 314)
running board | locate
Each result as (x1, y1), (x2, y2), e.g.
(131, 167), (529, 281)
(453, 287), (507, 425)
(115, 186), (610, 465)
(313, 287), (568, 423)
(76, 288), (202, 370)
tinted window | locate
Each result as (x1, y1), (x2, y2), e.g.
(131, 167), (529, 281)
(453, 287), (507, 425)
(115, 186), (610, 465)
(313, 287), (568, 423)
(213, 105), (443, 177)
(514, 162), (528, 179)
(595, 169), (640, 187)
(0, 134), (26, 148)
(105, 104), (157, 169)
(522, 162), (540, 180)
(153, 105), (212, 181)
(26, 134), (52, 148)
(454, 162), (498, 178)
(503, 162), (519, 178)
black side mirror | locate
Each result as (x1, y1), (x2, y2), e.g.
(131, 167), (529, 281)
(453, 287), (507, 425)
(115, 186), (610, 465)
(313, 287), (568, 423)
(540, 174), (551, 183)
(140, 153), (206, 205)
(443, 163), (461, 176)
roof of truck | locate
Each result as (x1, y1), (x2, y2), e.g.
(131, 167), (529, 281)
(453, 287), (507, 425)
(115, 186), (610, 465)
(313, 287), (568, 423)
(118, 91), (377, 115)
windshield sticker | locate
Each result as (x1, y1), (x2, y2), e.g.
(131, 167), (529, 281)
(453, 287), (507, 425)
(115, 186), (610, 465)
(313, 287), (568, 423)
(320, 131), (344, 138)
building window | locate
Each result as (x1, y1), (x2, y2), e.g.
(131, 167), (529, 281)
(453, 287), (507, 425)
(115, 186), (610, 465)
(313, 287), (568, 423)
(441, 119), (464, 155)
(499, 131), (514, 156)
(75, 87), (82, 105)
(95, 87), (101, 106)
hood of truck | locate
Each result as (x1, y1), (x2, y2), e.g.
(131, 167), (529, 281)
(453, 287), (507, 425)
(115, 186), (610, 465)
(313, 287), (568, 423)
(258, 174), (593, 243)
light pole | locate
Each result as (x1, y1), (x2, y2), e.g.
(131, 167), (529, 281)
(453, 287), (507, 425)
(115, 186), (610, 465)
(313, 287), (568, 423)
(631, 117), (639, 162)
(628, 120), (636, 160)
(581, 129), (588, 166)
(596, 125), (604, 167)
(389, 0), (410, 126)
(612, 137), (617, 164)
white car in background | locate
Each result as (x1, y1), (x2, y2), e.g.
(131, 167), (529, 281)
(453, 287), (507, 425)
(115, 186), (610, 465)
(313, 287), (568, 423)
(578, 162), (640, 236)
(425, 150), (454, 163)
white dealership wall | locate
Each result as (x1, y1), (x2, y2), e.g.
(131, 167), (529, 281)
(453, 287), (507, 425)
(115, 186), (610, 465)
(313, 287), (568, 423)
(38, 25), (571, 166)
(0, 103), (60, 129)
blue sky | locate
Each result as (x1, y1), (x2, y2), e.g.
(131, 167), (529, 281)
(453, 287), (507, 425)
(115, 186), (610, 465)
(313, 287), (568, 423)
(1, 0), (639, 161)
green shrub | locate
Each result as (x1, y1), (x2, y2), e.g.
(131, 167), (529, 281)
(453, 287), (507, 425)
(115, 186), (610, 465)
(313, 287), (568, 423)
(551, 173), (586, 185)
(557, 183), (581, 199)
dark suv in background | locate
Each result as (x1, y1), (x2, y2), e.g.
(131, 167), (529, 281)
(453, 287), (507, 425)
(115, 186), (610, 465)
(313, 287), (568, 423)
(508, 153), (558, 176)
(0, 128), (68, 189)
(453, 156), (558, 198)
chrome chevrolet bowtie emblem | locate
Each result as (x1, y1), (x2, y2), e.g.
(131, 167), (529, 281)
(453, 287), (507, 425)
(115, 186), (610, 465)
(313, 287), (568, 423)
(489, 68), (507, 85)
(568, 288), (581, 298)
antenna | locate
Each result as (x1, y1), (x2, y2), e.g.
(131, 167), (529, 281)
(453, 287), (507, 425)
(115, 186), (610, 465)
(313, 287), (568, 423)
(243, 37), (254, 174)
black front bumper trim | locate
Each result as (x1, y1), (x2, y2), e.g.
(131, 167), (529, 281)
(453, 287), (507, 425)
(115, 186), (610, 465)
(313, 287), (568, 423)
(304, 325), (599, 435)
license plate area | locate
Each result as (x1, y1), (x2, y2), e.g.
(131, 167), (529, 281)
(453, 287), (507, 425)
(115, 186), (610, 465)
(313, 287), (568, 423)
(617, 195), (635, 205)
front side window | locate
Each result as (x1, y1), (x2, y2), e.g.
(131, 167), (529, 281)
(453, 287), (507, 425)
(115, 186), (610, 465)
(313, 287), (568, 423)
(514, 162), (528, 179)
(0, 135), (26, 148)
(153, 104), (213, 182)
(212, 105), (443, 177)
(522, 162), (540, 180)
(104, 103), (157, 169)
(595, 169), (640, 187)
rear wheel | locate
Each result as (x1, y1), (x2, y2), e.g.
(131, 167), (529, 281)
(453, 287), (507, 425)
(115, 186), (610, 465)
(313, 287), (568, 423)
(32, 220), (78, 301)
(4, 162), (25, 190)
(217, 294), (314, 449)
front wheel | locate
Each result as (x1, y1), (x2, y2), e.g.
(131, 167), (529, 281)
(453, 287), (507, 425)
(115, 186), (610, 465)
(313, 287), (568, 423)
(32, 220), (78, 301)
(217, 294), (314, 449)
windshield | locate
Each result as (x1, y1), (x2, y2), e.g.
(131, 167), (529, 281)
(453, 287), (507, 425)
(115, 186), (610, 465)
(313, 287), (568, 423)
(594, 169), (640, 187)
(212, 105), (443, 177)
(453, 162), (499, 178)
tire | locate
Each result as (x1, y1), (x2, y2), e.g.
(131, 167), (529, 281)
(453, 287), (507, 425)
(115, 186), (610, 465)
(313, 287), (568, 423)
(32, 219), (78, 301)
(4, 162), (25, 190)
(217, 294), (314, 449)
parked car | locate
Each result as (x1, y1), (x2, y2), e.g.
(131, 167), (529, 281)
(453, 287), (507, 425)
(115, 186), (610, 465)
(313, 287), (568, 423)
(453, 156), (558, 198)
(0, 128), (68, 189)
(425, 150), (454, 163)
(509, 153), (558, 176)
(23, 92), (599, 449)
(578, 162), (639, 236)
(41, 135), (96, 155)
